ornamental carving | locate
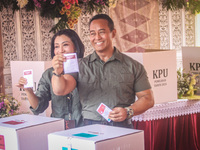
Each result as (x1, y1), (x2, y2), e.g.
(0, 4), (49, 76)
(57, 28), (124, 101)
(0, 8), (18, 67)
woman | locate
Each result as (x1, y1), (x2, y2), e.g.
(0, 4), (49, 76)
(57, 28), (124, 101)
(16, 29), (85, 128)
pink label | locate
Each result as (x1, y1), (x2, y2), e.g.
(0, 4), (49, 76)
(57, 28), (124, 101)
(65, 54), (75, 59)
(3, 120), (25, 125)
(0, 135), (5, 150)
(97, 104), (106, 114)
(24, 70), (32, 75)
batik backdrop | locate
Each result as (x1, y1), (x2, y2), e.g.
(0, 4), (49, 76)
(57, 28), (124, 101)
(109, 0), (160, 52)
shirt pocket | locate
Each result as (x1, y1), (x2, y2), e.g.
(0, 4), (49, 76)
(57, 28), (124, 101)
(110, 72), (135, 103)
(110, 70), (134, 88)
(77, 76), (99, 97)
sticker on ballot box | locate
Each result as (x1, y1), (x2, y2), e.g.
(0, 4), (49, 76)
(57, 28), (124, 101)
(96, 103), (112, 122)
(63, 53), (79, 74)
(23, 69), (33, 88)
(2, 120), (25, 125)
(0, 135), (5, 150)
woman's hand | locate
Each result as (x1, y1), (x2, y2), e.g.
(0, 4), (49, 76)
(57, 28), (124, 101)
(52, 54), (66, 75)
(16, 77), (27, 89)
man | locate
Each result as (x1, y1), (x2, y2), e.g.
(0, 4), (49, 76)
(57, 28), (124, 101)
(52, 14), (154, 128)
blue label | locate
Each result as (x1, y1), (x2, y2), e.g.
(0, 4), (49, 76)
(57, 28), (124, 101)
(72, 133), (98, 138)
(62, 147), (78, 150)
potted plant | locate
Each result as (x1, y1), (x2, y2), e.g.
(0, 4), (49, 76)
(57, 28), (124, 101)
(0, 93), (20, 118)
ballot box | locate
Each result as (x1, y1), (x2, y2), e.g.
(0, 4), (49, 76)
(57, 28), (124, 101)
(48, 124), (144, 150)
(0, 114), (65, 150)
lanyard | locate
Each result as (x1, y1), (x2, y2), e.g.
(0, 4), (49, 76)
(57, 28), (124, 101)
(67, 92), (73, 120)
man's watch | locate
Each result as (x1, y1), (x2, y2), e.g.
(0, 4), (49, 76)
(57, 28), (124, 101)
(125, 107), (134, 119)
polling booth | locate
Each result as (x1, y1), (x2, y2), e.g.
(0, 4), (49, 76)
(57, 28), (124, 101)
(10, 61), (52, 116)
(123, 49), (177, 104)
(182, 47), (200, 95)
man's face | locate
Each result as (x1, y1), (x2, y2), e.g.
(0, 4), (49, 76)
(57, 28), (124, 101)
(89, 19), (115, 53)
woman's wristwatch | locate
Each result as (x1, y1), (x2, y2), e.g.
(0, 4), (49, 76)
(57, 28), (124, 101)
(125, 107), (134, 119)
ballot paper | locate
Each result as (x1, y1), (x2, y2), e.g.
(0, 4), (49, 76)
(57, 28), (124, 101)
(63, 53), (79, 74)
(96, 103), (112, 122)
(23, 69), (33, 88)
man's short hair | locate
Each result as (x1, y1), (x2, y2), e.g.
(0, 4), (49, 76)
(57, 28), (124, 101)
(89, 14), (114, 31)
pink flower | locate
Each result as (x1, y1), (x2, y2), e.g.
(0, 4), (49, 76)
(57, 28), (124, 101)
(33, 0), (41, 8)
(50, 0), (55, 4)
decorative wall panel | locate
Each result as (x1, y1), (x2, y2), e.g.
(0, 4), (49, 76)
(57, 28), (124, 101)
(185, 11), (195, 47)
(159, 4), (170, 49)
(171, 10), (183, 51)
(0, 8), (18, 67)
(0, 8), (18, 94)
(20, 9), (37, 61)
(39, 16), (54, 61)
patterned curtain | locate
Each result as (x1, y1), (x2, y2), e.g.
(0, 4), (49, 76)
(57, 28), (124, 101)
(109, 0), (160, 52)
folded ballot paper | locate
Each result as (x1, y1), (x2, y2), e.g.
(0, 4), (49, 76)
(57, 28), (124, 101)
(23, 69), (34, 88)
(63, 53), (79, 74)
(96, 103), (112, 122)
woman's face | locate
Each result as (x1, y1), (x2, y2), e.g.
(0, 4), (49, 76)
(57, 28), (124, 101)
(54, 34), (75, 55)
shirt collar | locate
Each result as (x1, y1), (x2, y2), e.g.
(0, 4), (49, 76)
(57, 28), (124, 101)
(89, 47), (123, 63)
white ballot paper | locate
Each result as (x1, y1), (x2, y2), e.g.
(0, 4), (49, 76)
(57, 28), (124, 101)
(23, 69), (33, 88)
(63, 53), (79, 74)
(96, 103), (112, 122)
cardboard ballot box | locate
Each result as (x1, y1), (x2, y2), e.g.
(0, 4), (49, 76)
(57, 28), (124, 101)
(123, 50), (177, 104)
(182, 47), (200, 95)
(0, 114), (65, 150)
(10, 61), (52, 115)
(48, 124), (144, 150)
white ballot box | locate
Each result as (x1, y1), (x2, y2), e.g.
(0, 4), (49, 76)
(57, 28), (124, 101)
(123, 49), (177, 104)
(182, 47), (200, 95)
(0, 114), (65, 150)
(48, 124), (144, 150)
(10, 61), (52, 115)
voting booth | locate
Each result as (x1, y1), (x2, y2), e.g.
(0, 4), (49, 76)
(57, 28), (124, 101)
(10, 61), (52, 115)
(182, 47), (200, 95)
(123, 50), (177, 104)
(48, 124), (144, 150)
(0, 114), (65, 150)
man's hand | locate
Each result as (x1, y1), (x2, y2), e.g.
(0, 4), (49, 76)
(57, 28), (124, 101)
(109, 107), (127, 122)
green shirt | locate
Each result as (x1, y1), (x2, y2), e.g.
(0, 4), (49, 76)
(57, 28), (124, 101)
(30, 67), (82, 127)
(77, 48), (151, 121)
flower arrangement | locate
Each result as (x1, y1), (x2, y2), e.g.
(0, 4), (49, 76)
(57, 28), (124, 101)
(161, 0), (200, 14)
(0, 93), (20, 118)
(0, 0), (118, 33)
(177, 69), (199, 99)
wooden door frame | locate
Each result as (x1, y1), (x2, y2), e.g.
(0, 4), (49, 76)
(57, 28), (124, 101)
(0, 22), (5, 94)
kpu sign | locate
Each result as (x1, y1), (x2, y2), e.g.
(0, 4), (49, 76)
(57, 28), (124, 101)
(124, 49), (177, 104)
